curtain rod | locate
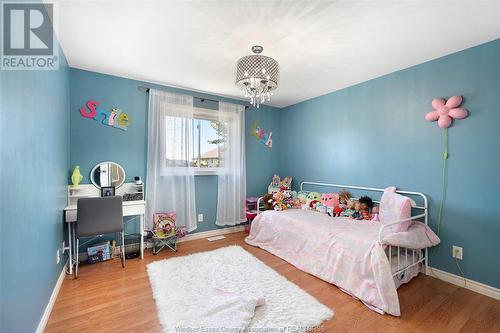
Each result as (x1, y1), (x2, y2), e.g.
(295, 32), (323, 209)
(138, 86), (249, 109)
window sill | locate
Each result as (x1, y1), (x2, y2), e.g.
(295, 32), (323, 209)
(195, 169), (219, 176)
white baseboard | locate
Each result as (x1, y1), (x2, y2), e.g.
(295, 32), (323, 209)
(36, 260), (67, 333)
(177, 225), (245, 243)
(426, 266), (500, 301)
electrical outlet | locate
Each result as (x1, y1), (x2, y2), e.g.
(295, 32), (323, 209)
(452, 246), (463, 260)
(56, 248), (60, 264)
(198, 214), (204, 222)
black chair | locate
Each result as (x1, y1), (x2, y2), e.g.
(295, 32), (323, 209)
(75, 196), (125, 278)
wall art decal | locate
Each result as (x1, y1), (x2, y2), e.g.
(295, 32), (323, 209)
(251, 122), (272, 148)
(79, 100), (129, 130)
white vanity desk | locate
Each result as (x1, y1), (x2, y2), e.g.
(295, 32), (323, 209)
(64, 182), (146, 275)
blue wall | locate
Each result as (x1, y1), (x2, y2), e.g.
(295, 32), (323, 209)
(0, 48), (70, 332)
(278, 39), (500, 288)
(69, 39), (500, 287)
(69, 68), (281, 234)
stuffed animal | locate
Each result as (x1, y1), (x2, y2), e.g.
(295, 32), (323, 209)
(262, 193), (274, 210)
(309, 200), (320, 209)
(321, 193), (340, 209)
(268, 175), (292, 193)
(339, 190), (352, 210)
(274, 201), (288, 211)
(315, 202), (327, 214)
(292, 198), (302, 209)
(297, 191), (308, 205)
(334, 206), (344, 217)
(272, 192), (283, 211)
(306, 192), (321, 205)
(272, 191), (289, 211)
(280, 176), (292, 191)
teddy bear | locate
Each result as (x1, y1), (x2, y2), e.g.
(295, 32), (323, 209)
(262, 193), (274, 210)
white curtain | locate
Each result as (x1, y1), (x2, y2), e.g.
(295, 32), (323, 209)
(146, 89), (197, 232)
(216, 102), (246, 226)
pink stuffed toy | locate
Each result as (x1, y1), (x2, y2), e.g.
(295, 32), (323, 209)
(425, 95), (468, 128)
(321, 193), (340, 209)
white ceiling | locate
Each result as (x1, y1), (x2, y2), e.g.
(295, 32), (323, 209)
(55, 1), (500, 108)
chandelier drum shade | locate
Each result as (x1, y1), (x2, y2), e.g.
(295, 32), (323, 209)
(235, 45), (279, 107)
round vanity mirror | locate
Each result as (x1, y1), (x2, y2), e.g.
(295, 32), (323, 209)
(90, 161), (126, 189)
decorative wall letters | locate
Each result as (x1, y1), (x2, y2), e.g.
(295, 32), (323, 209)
(251, 122), (272, 148)
(79, 100), (129, 131)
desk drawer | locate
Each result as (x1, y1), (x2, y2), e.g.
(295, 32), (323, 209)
(123, 204), (145, 216)
(65, 203), (145, 222)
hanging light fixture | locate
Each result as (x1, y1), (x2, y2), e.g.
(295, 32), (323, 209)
(235, 45), (279, 108)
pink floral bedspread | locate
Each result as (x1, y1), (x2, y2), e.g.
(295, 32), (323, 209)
(245, 209), (402, 315)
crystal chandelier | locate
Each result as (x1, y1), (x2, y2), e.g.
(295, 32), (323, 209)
(235, 45), (279, 108)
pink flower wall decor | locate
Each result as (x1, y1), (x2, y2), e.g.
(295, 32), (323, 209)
(425, 95), (468, 128)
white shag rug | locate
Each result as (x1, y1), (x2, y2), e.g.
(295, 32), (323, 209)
(147, 246), (333, 333)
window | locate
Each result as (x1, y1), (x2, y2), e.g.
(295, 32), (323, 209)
(164, 108), (228, 174)
(192, 118), (227, 170)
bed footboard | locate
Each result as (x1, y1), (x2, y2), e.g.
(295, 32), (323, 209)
(378, 213), (428, 276)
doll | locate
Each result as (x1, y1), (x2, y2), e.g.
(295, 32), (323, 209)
(341, 199), (356, 217)
(339, 190), (352, 210)
(358, 196), (374, 220)
(358, 196), (374, 211)
(360, 209), (370, 220)
(351, 201), (362, 220)
(370, 206), (380, 221)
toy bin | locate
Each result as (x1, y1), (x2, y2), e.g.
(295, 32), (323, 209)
(124, 233), (141, 259)
(87, 241), (111, 264)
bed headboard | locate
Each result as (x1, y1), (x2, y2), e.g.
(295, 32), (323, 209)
(300, 181), (428, 225)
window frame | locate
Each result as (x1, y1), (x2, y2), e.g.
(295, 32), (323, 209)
(192, 107), (226, 176)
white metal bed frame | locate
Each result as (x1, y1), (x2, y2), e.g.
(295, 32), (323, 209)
(256, 181), (429, 278)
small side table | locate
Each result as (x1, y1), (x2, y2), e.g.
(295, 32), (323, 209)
(245, 197), (259, 233)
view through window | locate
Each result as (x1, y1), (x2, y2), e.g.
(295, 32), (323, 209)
(192, 119), (226, 168)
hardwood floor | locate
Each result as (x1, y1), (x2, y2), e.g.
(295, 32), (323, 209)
(45, 232), (500, 333)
